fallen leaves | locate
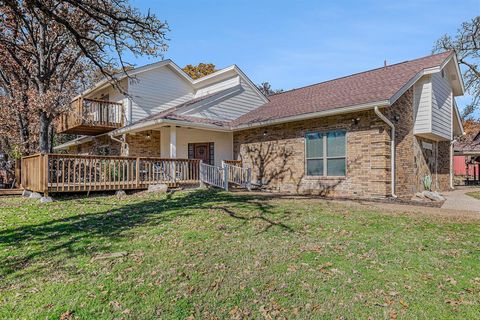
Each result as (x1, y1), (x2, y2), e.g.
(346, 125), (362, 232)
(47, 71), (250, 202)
(59, 310), (74, 320)
(444, 276), (458, 286)
(90, 252), (128, 262)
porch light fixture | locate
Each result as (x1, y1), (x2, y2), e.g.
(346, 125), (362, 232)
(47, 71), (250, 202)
(145, 132), (151, 139)
(394, 115), (400, 123)
(263, 130), (267, 136)
(352, 117), (360, 125)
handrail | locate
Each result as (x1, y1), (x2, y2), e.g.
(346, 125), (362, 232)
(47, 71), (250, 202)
(46, 153), (199, 161)
(83, 98), (123, 105)
(223, 159), (242, 167)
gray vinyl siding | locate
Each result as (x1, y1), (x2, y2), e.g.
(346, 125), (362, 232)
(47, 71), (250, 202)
(194, 76), (240, 98)
(413, 75), (432, 134)
(176, 77), (266, 121)
(431, 72), (452, 140)
(413, 72), (452, 140)
(128, 66), (194, 122)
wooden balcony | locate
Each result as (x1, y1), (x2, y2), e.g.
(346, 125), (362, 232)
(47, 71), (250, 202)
(57, 97), (124, 135)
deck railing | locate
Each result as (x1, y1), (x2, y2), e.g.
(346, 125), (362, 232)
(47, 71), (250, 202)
(21, 154), (200, 194)
(200, 162), (226, 189)
(57, 97), (124, 133)
(199, 161), (252, 191)
(223, 159), (242, 167)
(224, 162), (251, 190)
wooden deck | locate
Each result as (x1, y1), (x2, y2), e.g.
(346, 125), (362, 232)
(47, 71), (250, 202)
(0, 189), (23, 196)
(21, 154), (201, 195)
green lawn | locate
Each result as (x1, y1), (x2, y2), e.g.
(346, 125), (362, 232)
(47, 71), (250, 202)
(466, 191), (480, 200)
(1, 190), (479, 319)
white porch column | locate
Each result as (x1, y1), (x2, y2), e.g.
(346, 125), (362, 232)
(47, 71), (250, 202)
(169, 126), (177, 158)
(126, 99), (133, 125)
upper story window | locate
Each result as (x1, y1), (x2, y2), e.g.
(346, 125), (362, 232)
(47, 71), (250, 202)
(305, 130), (346, 177)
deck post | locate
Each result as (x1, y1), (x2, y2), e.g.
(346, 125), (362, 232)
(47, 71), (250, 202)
(135, 157), (140, 187)
(199, 160), (204, 187)
(222, 161), (228, 191)
(42, 154), (49, 196)
(172, 161), (177, 185)
(246, 167), (252, 191)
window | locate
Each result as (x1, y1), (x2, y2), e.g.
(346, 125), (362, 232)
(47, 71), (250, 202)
(305, 130), (346, 176)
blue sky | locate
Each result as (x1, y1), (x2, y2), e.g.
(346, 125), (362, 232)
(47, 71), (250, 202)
(130, 0), (479, 112)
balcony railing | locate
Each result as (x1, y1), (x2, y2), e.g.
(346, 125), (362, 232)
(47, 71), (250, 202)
(57, 97), (124, 135)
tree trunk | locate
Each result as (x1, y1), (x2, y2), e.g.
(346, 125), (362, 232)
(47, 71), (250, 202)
(39, 111), (51, 153)
(48, 123), (55, 153)
(16, 112), (30, 153)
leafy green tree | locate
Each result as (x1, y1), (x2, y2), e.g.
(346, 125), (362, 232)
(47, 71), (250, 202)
(182, 63), (216, 79)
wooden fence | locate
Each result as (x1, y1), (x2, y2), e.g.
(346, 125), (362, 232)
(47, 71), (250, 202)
(21, 154), (201, 195)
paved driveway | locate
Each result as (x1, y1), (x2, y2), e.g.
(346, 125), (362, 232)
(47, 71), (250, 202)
(441, 187), (480, 212)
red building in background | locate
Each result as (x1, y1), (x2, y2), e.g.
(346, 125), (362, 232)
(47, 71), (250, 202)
(454, 130), (480, 185)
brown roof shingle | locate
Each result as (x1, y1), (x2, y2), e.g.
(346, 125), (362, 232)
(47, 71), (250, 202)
(234, 51), (453, 126)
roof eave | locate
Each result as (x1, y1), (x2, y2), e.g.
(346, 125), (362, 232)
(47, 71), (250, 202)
(110, 118), (231, 136)
(53, 136), (94, 150)
(233, 100), (390, 131)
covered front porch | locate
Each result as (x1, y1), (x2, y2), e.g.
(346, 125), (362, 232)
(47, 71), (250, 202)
(123, 125), (234, 168)
(43, 117), (250, 195)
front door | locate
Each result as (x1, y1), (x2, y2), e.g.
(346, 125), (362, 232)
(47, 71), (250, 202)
(188, 142), (214, 165)
(194, 143), (209, 163)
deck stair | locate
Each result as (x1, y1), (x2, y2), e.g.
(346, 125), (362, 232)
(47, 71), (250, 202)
(200, 162), (251, 191)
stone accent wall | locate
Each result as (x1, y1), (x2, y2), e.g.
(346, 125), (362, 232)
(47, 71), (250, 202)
(126, 130), (160, 157)
(233, 88), (452, 199)
(413, 137), (451, 192)
(384, 88), (415, 197)
(437, 141), (451, 190)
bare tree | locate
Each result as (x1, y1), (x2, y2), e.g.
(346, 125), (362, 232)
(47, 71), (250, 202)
(257, 82), (283, 97)
(0, 1), (169, 153)
(434, 16), (480, 120)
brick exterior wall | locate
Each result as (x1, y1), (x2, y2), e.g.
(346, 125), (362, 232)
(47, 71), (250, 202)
(126, 131), (160, 157)
(233, 88), (452, 198)
(66, 131), (161, 158)
(68, 135), (121, 155)
(234, 109), (391, 198)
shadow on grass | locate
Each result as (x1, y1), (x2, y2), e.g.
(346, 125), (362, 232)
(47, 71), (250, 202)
(0, 189), (294, 278)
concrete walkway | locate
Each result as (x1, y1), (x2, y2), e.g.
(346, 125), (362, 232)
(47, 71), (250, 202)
(441, 187), (480, 212)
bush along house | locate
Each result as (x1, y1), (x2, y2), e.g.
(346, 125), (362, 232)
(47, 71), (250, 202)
(52, 51), (464, 199)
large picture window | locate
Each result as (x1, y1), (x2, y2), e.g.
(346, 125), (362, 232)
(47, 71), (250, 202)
(305, 130), (346, 177)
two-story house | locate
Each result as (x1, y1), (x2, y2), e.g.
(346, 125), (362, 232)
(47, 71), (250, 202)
(55, 51), (464, 198)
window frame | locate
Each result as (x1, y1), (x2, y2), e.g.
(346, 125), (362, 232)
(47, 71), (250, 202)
(304, 130), (347, 177)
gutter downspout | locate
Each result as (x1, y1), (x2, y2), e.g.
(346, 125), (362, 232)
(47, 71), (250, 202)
(374, 106), (397, 198)
(450, 139), (456, 189)
(110, 134), (129, 156)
